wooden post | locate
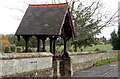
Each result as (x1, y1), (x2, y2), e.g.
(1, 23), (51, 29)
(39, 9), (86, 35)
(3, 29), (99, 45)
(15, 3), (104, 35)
(64, 39), (67, 55)
(43, 40), (45, 52)
(17, 35), (20, 41)
(53, 39), (56, 55)
(37, 38), (41, 52)
(22, 36), (30, 53)
(50, 38), (53, 53)
(42, 37), (46, 52)
(25, 38), (29, 52)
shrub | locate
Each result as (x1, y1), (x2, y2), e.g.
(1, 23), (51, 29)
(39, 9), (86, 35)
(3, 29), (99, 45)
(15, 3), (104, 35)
(5, 47), (9, 53)
(110, 30), (120, 50)
(10, 46), (15, 52)
(95, 48), (100, 51)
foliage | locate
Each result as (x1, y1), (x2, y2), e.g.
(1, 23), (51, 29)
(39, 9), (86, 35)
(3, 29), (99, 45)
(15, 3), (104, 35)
(69, 0), (116, 52)
(56, 39), (64, 46)
(5, 47), (10, 53)
(2, 35), (8, 40)
(71, 1), (99, 48)
(11, 0), (117, 52)
(102, 36), (106, 44)
(1, 40), (10, 52)
(110, 31), (119, 50)
(16, 36), (38, 48)
(1, 35), (10, 52)
(8, 34), (17, 44)
(29, 36), (37, 48)
(15, 36), (25, 46)
(117, 27), (120, 50)
(110, 26), (120, 50)
(10, 46), (15, 52)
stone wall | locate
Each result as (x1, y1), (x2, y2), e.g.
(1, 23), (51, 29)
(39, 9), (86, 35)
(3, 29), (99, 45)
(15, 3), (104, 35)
(68, 50), (119, 72)
(0, 50), (119, 77)
(0, 52), (53, 78)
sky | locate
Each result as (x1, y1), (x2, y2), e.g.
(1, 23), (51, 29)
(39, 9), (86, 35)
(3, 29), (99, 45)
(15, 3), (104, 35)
(0, 0), (120, 40)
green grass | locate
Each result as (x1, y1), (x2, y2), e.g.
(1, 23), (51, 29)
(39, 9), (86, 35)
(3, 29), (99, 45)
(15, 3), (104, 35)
(78, 44), (113, 52)
(15, 44), (113, 53)
(93, 56), (119, 66)
(56, 44), (113, 52)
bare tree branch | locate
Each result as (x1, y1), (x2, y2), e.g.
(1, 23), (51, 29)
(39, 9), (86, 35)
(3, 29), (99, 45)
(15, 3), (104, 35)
(43, 0), (49, 4)
(70, 0), (118, 49)
(65, 0), (68, 3)
(58, 0), (61, 3)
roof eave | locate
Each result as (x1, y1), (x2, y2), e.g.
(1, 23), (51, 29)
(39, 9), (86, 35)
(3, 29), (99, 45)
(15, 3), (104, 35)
(59, 7), (69, 36)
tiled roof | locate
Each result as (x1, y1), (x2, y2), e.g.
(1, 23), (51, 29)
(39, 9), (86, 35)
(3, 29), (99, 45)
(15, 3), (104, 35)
(29, 3), (68, 8)
(15, 3), (75, 38)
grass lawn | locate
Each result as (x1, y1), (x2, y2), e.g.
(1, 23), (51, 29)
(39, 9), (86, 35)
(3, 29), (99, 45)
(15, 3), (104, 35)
(15, 44), (113, 53)
(56, 44), (113, 52)
(78, 44), (113, 52)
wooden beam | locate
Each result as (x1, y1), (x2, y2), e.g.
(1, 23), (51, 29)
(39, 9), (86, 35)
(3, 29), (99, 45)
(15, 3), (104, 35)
(37, 38), (41, 52)
(42, 39), (46, 52)
(41, 36), (47, 52)
(64, 39), (67, 55)
(52, 36), (57, 55)
(22, 36), (30, 53)
(50, 38), (53, 53)
(25, 38), (29, 52)
(53, 39), (56, 55)
(17, 35), (20, 41)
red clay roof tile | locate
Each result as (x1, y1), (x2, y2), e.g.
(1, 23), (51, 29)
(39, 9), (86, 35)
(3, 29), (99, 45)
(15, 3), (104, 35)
(29, 3), (68, 8)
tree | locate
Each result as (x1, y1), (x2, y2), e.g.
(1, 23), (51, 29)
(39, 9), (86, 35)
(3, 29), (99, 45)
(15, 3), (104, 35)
(110, 30), (118, 50)
(15, 36), (25, 46)
(16, 36), (37, 48)
(111, 26), (120, 50)
(117, 26), (120, 49)
(8, 34), (17, 44)
(102, 36), (106, 44)
(1, 35), (10, 52)
(69, 0), (116, 52)
(29, 36), (37, 48)
(10, 0), (117, 52)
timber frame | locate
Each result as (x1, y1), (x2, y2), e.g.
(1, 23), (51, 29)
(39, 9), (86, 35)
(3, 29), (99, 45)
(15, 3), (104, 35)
(15, 3), (75, 57)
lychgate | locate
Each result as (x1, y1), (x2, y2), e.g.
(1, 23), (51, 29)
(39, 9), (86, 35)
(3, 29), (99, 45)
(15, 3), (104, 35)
(15, 3), (75, 77)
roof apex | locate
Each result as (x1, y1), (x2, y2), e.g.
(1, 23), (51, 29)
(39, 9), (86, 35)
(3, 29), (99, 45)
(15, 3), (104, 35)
(29, 3), (68, 8)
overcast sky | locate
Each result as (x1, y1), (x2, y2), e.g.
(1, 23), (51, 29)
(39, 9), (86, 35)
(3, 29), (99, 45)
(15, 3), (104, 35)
(0, 0), (120, 39)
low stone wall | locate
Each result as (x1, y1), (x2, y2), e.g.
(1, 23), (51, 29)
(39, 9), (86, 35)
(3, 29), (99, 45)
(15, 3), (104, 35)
(68, 50), (119, 72)
(0, 51), (119, 77)
(0, 52), (53, 78)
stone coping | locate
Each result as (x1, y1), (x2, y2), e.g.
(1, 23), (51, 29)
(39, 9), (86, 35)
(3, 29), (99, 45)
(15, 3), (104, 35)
(0, 52), (53, 60)
(68, 50), (119, 56)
